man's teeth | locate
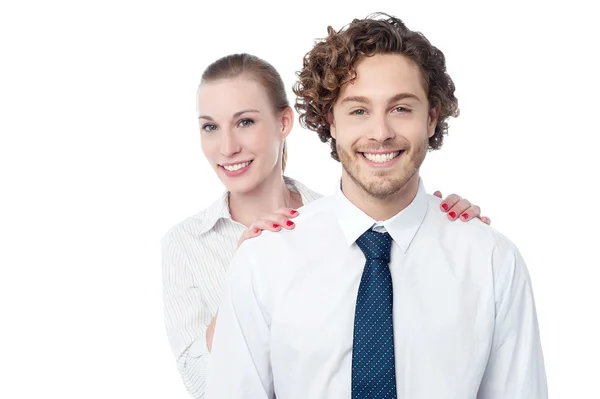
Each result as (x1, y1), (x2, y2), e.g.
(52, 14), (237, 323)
(223, 161), (251, 171)
(363, 152), (401, 163)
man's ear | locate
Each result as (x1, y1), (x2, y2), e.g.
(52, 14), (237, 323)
(427, 106), (439, 138)
(327, 111), (336, 139)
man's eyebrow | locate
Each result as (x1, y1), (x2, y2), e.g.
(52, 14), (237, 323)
(388, 93), (421, 103)
(339, 93), (421, 106)
(339, 96), (370, 105)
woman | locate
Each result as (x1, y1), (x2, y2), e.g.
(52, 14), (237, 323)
(161, 53), (489, 398)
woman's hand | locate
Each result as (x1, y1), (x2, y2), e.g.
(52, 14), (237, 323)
(434, 191), (491, 225)
(237, 208), (299, 248)
(206, 313), (218, 352)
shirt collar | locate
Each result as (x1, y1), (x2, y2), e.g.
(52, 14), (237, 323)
(334, 177), (429, 253)
(197, 176), (320, 235)
(198, 190), (232, 234)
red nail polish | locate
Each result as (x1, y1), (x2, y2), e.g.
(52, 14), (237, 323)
(441, 203), (448, 211)
(290, 210), (297, 215)
(286, 220), (294, 227)
(449, 211), (456, 218)
(273, 224), (280, 228)
(461, 213), (468, 219)
(254, 228), (260, 233)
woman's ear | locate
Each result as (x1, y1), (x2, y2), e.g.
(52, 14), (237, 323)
(280, 106), (294, 140)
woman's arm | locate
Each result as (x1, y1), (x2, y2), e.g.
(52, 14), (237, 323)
(162, 235), (213, 399)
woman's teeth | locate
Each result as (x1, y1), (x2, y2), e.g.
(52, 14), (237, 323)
(222, 161), (251, 171)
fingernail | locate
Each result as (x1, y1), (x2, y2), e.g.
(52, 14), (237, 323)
(441, 203), (448, 211)
(461, 213), (468, 219)
(254, 228), (260, 233)
(273, 224), (280, 228)
(290, 210), (297, 215)
(449, 211), (456, 219)
(286, 220), (294, 227)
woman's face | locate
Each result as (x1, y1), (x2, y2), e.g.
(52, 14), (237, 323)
(197, 76), (291, 194)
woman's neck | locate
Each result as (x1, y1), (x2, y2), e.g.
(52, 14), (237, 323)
(228, 173), (302, 228)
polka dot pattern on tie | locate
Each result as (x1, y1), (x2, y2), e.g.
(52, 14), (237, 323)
(352, 229), (397, 399)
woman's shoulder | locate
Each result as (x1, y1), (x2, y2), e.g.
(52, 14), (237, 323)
(163, 210), (209, 239)
(162, 192), (231, 243)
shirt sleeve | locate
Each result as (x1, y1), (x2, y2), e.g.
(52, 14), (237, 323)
(477, 238), (548, 399)
(162, 234), (213, 399)
(205, 241), (274, 399)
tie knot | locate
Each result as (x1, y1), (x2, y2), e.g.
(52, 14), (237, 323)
(356, 229), (393, 262)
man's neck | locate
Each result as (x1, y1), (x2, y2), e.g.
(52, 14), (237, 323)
(340, 172), (420, 221)
(229, 172), (300, 228)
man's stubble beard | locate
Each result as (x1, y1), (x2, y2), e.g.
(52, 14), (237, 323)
(337, 137), (428, 200)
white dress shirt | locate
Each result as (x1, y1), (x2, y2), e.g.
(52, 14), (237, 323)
(161, 176), (322, 398)
(206, 178), (548, 399)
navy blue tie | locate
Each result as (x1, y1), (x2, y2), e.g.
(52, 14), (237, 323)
(352, 229), (397, 399)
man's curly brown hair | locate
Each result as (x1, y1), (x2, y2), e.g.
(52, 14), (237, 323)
(293, 13), (459, 161)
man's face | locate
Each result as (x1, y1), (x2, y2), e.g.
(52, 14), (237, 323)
(330, 53), (438, 199)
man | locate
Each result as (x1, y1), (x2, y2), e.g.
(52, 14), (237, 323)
(206, 13), (547, 399)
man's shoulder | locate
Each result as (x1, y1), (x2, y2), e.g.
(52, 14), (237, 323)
(422, 194), (526, 288)
(237, 194), (337, 256)
(294, 193), (336, 223)
(424, 194), (519, 253)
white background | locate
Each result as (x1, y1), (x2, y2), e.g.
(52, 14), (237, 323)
(1, 0), (598, 398)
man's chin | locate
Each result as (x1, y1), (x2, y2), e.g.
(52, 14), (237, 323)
(364, 186), (401, 200)
(352, 176), (398, 199)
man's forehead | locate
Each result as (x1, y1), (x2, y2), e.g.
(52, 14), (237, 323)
(338, 54), (426, 100)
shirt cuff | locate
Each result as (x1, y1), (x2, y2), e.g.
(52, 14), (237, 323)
(189, 333), (210, 358)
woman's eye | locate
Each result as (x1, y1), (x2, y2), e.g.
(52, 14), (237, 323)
(351, 109), (366, 115)
(238, 118), (254, 127)
(202, 124), (217, 132)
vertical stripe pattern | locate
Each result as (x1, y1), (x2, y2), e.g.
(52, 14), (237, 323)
(161, 177), (322, 398)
